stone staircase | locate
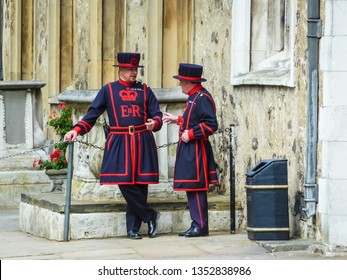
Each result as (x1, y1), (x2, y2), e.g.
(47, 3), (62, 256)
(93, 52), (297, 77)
(0, 150), (51, 208)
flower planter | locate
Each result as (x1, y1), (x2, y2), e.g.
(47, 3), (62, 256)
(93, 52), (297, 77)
(45, 168), (68, 192)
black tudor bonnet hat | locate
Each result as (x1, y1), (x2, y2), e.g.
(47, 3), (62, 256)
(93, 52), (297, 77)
(173, 63), (207, 82)
(113, 52), (144, 68)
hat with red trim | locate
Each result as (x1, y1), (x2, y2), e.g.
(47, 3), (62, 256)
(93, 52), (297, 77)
(113, 52), (144, 68)
(173, 63), (207, 82)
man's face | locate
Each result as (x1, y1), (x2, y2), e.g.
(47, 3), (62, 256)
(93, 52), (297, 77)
(120, 67), (138, 83)
(179, 80), (191, 94)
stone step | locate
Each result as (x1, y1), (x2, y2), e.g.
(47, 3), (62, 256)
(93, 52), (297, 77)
(0, 169), (51, 208)
(20, 192), (231, 213)
(0, 170), (49, 185)
(0, 150), (48, 171)
(19, 192), (234, 241)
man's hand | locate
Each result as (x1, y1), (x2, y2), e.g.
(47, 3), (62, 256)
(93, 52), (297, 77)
(181, 130), (190, 143)
(145, 119), (156, 131)
(163, 112), (178, 125)
(64, 130), (78, 143)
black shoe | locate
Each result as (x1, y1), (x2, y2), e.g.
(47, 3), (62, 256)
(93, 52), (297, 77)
(127, 230), (142, 240)
(148, 211), (160, 238)
(184, 226), (209, 237)
(178, 226), (193, 237)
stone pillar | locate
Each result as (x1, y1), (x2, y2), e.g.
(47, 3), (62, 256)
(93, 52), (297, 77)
(146, 0), (163, 88)
(60, 0), (74, 90)
(88, 0), (102, 89)
(2, 0), (22, 80)
(162, 0), (192, 88)
(22, 0), (34, 80)
(102, 0), (125, 84)
(48, 0), (60, 98)
(73, 0), (89, 89)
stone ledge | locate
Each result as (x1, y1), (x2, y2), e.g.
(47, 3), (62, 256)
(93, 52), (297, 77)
(0, 80), (46, 90)
(20, 192), (231, 214)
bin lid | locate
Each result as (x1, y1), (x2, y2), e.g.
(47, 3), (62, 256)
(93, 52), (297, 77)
(246, 159), (287, 185)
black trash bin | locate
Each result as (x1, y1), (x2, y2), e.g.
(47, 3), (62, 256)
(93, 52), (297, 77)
(245, 159), (289, 240)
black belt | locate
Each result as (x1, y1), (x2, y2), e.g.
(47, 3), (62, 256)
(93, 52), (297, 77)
(109, 124), (147, 135)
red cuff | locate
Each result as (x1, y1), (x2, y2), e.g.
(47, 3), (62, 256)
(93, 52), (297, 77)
(153, 120), (159, 130)
(177, 116), (183, 125)
(73, 126), (82, 135)
(188, 129), (195, 140)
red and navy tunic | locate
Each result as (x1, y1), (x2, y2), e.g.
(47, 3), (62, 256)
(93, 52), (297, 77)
(74, 79), (163, 185)
(173, 84), (219, 191)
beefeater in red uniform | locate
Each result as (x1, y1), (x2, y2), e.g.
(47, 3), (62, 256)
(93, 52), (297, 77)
(163, 63), (219, 237)
(64, 52), (162, 239)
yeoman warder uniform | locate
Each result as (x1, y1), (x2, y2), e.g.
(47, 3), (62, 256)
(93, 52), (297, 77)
(72, 52), (163, 239)
(173, 63), (219, 237)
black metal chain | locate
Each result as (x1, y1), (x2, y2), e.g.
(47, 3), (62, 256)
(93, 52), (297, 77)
(0, 141), (61, 161)
(0, 126), (232, 160)
(74, 139), (179, 151)
(74, 139), (104, 151)
(0, 147), (45, 160)
(0, 139), (179, 160)
(156, 141), (179, 149)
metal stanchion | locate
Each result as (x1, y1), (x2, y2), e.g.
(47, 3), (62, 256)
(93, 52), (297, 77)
(63, 142), (74, 241)
(230, 124), (235, 233)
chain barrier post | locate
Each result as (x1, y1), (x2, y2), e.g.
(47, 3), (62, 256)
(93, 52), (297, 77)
(63, 141), (74, 241)
(230, 124), (236, 233)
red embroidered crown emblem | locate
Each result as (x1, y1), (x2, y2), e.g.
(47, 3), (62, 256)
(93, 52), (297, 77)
(130, 58), (139, 66)
(119, 88), (138, 101)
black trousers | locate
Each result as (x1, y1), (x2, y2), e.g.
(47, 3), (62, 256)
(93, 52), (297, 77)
(187, 191), (208, 230)
(118, 184), (156, 232)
